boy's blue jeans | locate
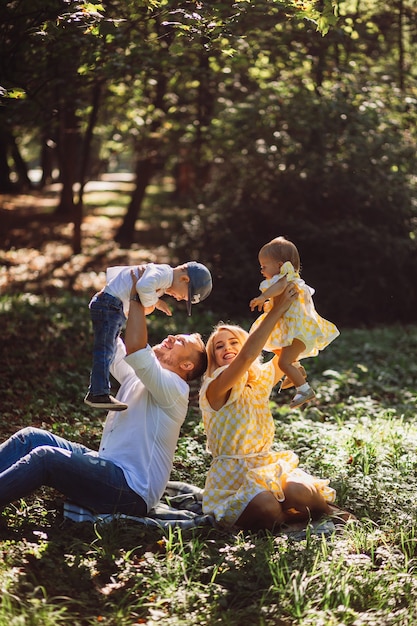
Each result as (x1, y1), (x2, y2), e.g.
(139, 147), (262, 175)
(0, 427), (147, 515)
(88, 291), (126, 396)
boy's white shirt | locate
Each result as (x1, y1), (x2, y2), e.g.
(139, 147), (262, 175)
(105, 263), (173, 314)
(99, 338), (189, 510)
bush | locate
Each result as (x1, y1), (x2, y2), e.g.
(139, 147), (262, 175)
(175, 83), (417, 326)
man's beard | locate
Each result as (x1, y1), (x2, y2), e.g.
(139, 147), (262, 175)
(153, 345), (177, 368)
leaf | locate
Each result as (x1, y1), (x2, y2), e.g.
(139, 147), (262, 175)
(2, 87), (27, 99)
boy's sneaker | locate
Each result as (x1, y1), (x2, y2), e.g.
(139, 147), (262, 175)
(279, 363), (307, 391)
(289, 387), (315, 409)
(84, 393), (128, 411)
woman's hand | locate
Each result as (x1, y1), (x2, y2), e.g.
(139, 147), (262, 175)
(272, 282), (298, 310)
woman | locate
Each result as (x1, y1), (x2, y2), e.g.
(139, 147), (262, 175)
(199, 285), (336, 531)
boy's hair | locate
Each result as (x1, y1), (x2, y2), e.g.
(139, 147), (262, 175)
(204, 323), (261, 383)
(259, 236), (300, 272)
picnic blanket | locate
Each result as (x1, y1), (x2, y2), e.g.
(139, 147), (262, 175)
(64, 481), (214, 530)
(63, 480), (337, 538)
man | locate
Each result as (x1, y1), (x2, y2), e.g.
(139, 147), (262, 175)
(0, 287), (207, 516)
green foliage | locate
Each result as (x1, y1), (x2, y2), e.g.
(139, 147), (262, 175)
(0, 293), (100, 444)
(1, 294), (417, 623)
(2, 0), (416, 328)
(173, 36), (417, 324)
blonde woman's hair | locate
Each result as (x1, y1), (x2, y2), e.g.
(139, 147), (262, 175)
(205, 323), (261, 383)
(259, 236), (300, 272)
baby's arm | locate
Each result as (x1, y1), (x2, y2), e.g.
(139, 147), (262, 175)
(249, 276), (288, 312)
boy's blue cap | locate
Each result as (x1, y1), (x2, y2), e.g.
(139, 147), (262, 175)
(186, 262), (212, 316)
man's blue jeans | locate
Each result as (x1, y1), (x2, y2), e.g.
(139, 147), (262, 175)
(88, 291), (126, 396)
(0, 427), (147, 515)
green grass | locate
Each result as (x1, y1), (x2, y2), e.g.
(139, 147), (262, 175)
(1, 293), (417, 625)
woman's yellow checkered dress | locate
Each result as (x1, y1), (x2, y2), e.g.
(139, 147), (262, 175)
(199, 360), (335, 526)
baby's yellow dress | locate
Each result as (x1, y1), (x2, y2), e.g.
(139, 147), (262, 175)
(199, 360), (335, 526)
(250, 261), (339, 357)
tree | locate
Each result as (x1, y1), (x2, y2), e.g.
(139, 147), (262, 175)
(173, 0), (417, 324)
(115, 0), (338, 245)
(0, 1), (114, 253)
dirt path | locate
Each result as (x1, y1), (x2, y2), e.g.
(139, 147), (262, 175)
(0, 177), (173, 297)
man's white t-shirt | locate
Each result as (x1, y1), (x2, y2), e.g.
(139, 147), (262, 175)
(99, 339), (189, 511)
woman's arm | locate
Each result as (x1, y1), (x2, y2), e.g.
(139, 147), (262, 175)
(207, 285), (297, 409)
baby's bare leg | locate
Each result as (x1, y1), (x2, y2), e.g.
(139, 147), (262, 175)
(278, 339), (306, 387)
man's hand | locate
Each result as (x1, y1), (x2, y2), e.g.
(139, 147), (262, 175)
(130, 266), (145, 299)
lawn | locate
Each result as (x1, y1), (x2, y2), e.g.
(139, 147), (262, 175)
(1, 291), (417, 625)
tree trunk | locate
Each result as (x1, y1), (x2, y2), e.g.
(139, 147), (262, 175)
(73, 81), (103, 254)
(115, 40), (168, 248)
(0, 128), (13, 193)
(39, 136), (57, 188)
(115, 156), (154, 247)
(397, 0), (404, 91)
(115, 65), (167, 248)
(55, 104), (79, 237)
(194, 45), (215, 191)
(10, 133), (32, 191)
